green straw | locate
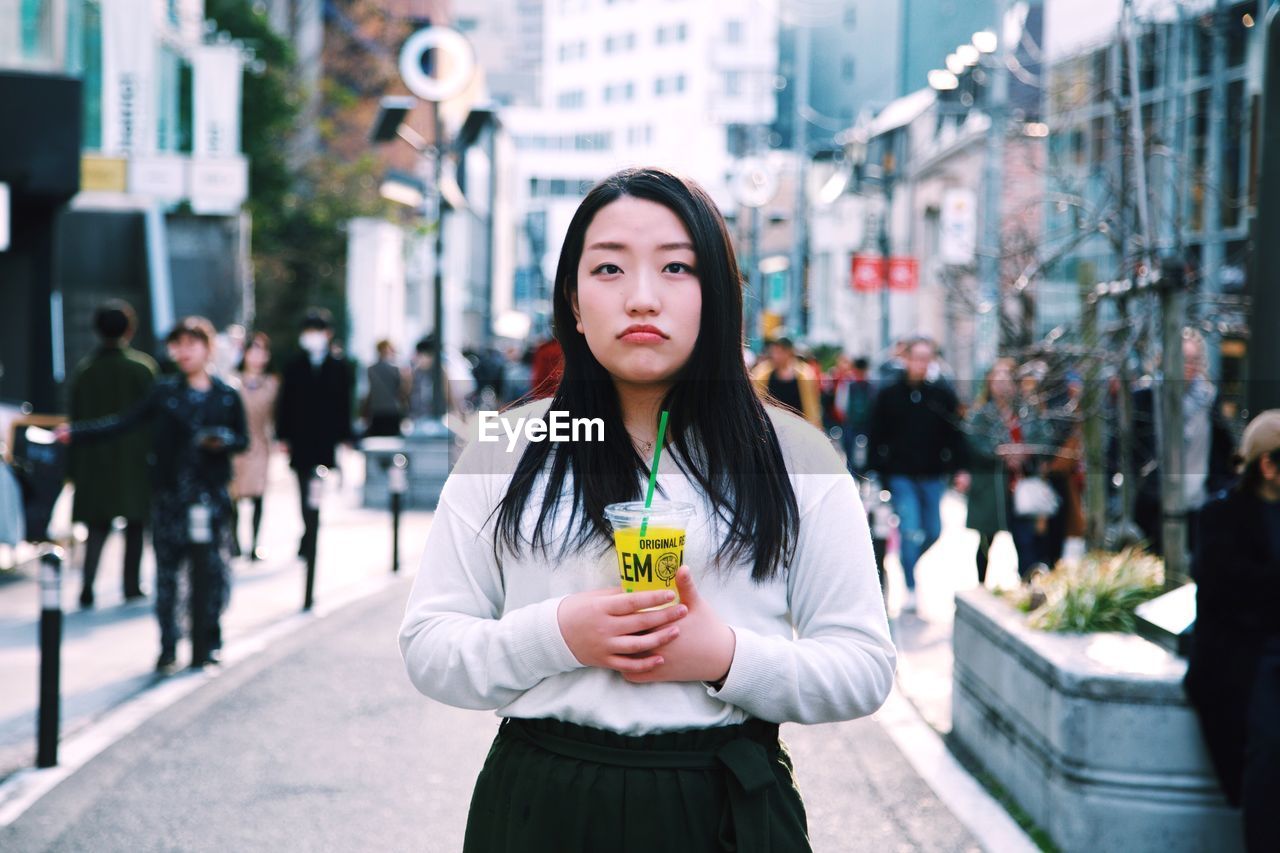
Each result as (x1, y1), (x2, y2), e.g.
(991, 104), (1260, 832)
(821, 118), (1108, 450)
(639, 410), (669, 537)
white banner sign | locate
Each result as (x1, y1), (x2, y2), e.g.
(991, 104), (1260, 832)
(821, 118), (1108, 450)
(129, 155), (188, 202)
(193, 45), (243, 159)
(190, 156), (249, 215)
(101, 0), (156, 156)
(940, 188), (977, 266)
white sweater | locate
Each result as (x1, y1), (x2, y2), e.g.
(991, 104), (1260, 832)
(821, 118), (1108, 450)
(399, 400), (896, 735)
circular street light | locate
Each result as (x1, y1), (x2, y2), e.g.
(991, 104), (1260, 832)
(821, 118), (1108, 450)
(956, 44), (980, 66)
(928, 69), (959, 91)
(972, 30), (998, 54)
(945, 53), (966, 75)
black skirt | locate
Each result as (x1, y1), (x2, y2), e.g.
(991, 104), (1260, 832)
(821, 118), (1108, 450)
(463, 717), (811, 853)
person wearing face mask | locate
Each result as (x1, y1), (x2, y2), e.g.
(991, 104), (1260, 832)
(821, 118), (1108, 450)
(275, 309), (355, 560)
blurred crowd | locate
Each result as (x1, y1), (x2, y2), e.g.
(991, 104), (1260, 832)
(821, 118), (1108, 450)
(744, 328), (1248, 612)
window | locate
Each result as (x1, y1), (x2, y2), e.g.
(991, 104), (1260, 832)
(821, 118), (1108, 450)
(726, 19), (744, 44)
(843, 6), (856, 28)
(675, 73), (685, 92)
(723, 70), (742, 97)
(557, 89), (585, 109)
(676, 22), (687, 41)
(842, 57), (855, 81)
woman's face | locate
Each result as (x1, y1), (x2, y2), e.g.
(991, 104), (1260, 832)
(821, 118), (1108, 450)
(572, 196), (702, 388)
(244, 338), (270, 372)
(989, 362), (1015, 403)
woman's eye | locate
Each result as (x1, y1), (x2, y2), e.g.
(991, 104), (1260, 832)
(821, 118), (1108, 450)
(592, 263), (622, 275)
(664, 262), (695, 275)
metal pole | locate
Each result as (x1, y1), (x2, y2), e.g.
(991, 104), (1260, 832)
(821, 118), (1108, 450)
(790, 24), (811, 338)
(303, 465), (326, 611)
(36, 548), (64, 768)
(1201, 0), (1228, 378)
(389, 453), (409, 573)
(976, 2), (1010, 374)
(431, 102), (447, 420)
(879, 182), (892, 358)
(748, 202), (762, 349)
(1248, 6), (1280, 414)
(1159, 257), (1189, 586)
(1123, 0), (1156, 273)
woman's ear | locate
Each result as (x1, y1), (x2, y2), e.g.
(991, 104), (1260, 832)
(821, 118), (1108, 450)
(571, 289), (584, 335)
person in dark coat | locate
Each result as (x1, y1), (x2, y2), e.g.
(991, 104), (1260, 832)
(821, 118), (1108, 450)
(1184, 409), (1280, 853)
(867, 337), (968, 611)
(60, 317), (248, 672)
(275, 309), (355, 559)
(67, 301), (157, 608)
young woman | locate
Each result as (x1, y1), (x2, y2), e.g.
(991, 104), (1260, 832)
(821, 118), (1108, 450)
(399, 168), (895, 852)
(60, 317), (248, 672)
(230, 331), (279, 560)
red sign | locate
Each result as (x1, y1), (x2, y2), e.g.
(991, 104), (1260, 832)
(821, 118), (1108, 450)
(888, 257), (919, 291)
(851, 253), (884, 292)
(851, 254), (918, 292)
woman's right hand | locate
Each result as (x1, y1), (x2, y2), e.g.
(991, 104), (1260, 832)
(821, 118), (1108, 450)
(557, 589), (687, 675)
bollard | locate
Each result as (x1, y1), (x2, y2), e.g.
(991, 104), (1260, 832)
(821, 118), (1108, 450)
(303, 466), (327, 611)
(188, 499), (214, 664)
(389, 453), (409, 574)
(36, 548), (64, 768)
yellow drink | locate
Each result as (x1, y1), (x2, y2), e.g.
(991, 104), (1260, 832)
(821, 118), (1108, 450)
(612, 526), (686, 608)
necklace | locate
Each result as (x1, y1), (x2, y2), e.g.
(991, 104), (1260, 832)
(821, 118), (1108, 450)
(634, 436), (655, 454)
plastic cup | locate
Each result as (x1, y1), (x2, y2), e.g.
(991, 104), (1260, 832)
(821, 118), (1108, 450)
(603, 500), (694, 609)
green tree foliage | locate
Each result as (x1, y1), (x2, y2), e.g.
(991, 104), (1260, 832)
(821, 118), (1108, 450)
(204, 0), (389, 354)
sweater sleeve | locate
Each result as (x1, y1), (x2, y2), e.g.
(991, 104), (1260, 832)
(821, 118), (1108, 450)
(712, 472), (897, 723)
(398, 462), (584, 710)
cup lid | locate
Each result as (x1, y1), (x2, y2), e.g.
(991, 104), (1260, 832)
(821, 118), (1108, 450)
(603, 500), (695, 527)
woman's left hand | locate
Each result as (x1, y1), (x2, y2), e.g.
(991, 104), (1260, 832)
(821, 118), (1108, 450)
(623, 566), (736, 685)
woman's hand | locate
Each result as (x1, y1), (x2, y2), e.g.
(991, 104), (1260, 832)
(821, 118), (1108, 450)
(623, 567), (736, 686)
(557, 588), (687, 675)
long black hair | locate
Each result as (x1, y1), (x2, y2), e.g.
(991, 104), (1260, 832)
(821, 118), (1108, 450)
(493, 167), (800, 581)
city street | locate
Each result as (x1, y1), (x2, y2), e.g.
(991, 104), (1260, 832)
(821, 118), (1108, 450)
(0, 450), (434, 781)
(0, 447), (1043, 852)
(2, 576), (985, 853)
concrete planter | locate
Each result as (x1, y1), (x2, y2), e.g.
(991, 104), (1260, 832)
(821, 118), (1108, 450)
(950, 588), (1242, 853)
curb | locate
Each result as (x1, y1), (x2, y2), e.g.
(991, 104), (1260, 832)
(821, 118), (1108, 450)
(876, 685), (1039, 853)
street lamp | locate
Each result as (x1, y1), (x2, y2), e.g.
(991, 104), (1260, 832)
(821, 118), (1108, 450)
(370, 27), (475, 422)
(972, 29), (998, 54)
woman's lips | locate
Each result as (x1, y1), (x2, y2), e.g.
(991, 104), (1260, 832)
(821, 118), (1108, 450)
(619, 331), (667, 344)
(618, 325), (668, 344)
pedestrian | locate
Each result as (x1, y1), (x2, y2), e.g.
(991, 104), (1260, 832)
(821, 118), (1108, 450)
(1131, 330), (1236, 555)
(275, 309), (355, 560)
(867, 337), (968, 612)
(750, 337), (823, 428)
(399, 167), (895, 853)
(407, 334), (457, 421)
(67, 300), (157, 608)
(364, 339), (407, 437)
(1009, 360), (1068, 574)
(964, 358), (1031, 586)
(59, 317), (248, 671)
(1184, 409), (1280, 852)
(837, 356), (876, 476)
(230, 331), (279, 561)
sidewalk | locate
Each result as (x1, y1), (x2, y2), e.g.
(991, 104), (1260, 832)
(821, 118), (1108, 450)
(0, 448), (433, 782)
(884, 490), (1023, 734)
